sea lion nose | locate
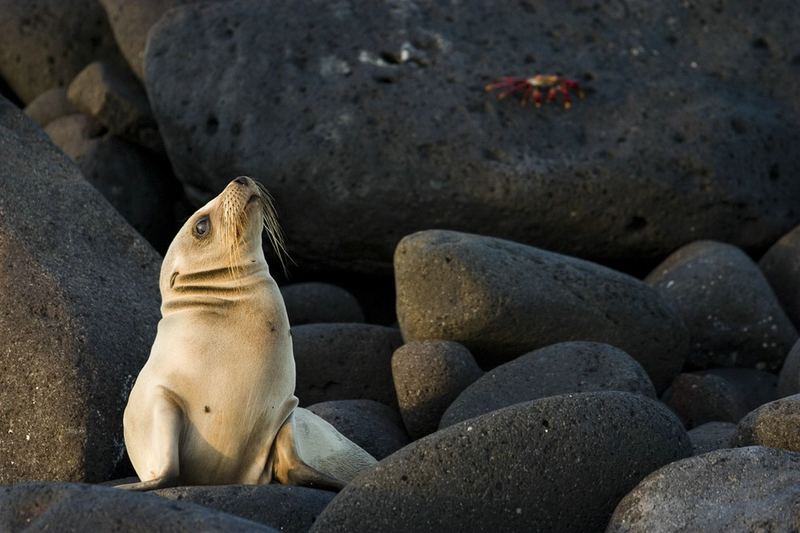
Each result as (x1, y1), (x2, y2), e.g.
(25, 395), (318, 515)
(233, 176), (249, 186)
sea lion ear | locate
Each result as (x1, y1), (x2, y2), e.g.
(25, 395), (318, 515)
(169, 271), (179, 289)
(271, 408), (377, 491)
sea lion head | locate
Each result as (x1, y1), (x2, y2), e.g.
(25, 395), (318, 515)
(160, 176), (288, 294)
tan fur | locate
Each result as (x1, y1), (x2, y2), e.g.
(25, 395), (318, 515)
(122, 177), (375, 490)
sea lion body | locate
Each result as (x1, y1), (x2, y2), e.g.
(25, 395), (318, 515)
(122, 177), (375, 490)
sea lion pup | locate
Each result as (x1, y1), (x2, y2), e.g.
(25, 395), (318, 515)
(119, 176), (376, 491)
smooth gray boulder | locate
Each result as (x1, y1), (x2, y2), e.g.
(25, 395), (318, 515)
(281, 282), (364, 325)
(760, 224), (800, 329)
(607, 447), (800, 532)
(440, 342), (656, 427)
(662, 368), (777, 428)
(0, 0), (125, 103)
(646, 240), (797, 369)
(307, 399), (409, 459)
(312, 392), (691, 533)
(392, 340), (483, 438)
(733, 394), (800, 453)
(0, 483), (275, 531)
(144, 0), (800, 273)
(395, 230), (688, 392)
(156, 484), (333, 533)
(293, 323), (402, 407)
(688, 422), (736, 455)
(24, 87), (77, 127)
(778, 339), (800, 397)
(0, 97), (161, 483)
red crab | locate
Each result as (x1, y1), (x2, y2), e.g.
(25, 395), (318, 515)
(485, 74), (584, 109)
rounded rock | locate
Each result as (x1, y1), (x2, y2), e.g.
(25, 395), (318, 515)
(777, 338), (800, 397)
(391, 340), (483, 438)
(395, 230), (688, 392)
(293, 323), (403, 407)
(607, 447), (800, 532)
(662, 368), (777, 428)
(0, 482), (275, 531)
(23, 87), (77, 127)
(733, 394), (800, 452)
(646, 240), (798, 369)
(155, 484), (334, 533)
(440, 341), (656, 427)
(311, 391), (691, 533)
(306, 399), (409, 459)
(760, 223), (800, 329)
(687, 421), (736, 455)
(281, 282), (365, 325)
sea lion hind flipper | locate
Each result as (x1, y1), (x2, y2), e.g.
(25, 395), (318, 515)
(271, 408), (378, 492)
(114, 476), (182, 491)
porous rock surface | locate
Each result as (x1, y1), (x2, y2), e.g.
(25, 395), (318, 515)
(307, 399), (409, 460)
(311, 391), (691, 533)
(607, 447), (800, 532)
(0, 97), (161, 483)
(646, 240), (797, 369)
(395, 230), (688, 391)
(145, 0), (800, 272)
(156, 484), (333, 533)
(391, 340), (483, 438)
(293, 323), (403, 407)
(440, 341), (656, 427)
(0, 482), (275, 532)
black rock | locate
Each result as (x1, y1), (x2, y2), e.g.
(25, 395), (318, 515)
(0, 482), (275, 531)
(395, 230), (688, 392)
(687, 422), (736, 455)
(778, 339), (800, 397)
(440, 341), (656, 427)
(391, 340), (483, 438)
(733, 394), (800, 453)
(0, 97), (161, 483)
(646, 240), (797, 369)
(760, 224), (800, 329)
(306, 399), (409, 460)
(662, 368), (777, 428)
(145, 0), (800, 273)
(281, 282), (365, 325)
(607, 447), (800, 532)
(0, 0), (125, 103)
(23, 87), (77, 127)
(311, 391), (690, 533)
(155, 484), (333, 533)
(293, 323), (402, 407)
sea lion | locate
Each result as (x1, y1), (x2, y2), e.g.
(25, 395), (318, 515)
(119, 176), (376, 491)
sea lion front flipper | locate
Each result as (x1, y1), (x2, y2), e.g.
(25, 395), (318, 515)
(271, 408), (378, 491)
(120, 390), (183, 491)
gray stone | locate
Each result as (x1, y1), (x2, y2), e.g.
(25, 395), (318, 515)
(155, 484), (333, 533)
(43, 113), (105, 159)
(0, 482), (275, 531)
(778, 339), (800, 397)
(293, 323), (403, 407)
(67, 61), (162, 152)
(395, 230), (688, 392)
(311, 392), (690, 533)
(440, 341), (656, 428)
(0, 97), (161, 483)
(607, 447), (800, 533)
(760, 224), (800, 329)
(23, 87), (76, 127)
(688, 422), (736, 455)
(281, 282), (364, 325)
(144, 0), (800, 273)
(662, 368), (777, 428)
(646, 240), (797, 369)
(391, 340), (483, 438)
(306, 399), (409, 460)
(100, 0), (218, 81)
(0, 0), (125, 103)
(734, 394), (800, 452)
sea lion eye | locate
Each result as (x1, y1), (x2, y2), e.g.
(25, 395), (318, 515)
(193, 216), (210, 238)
